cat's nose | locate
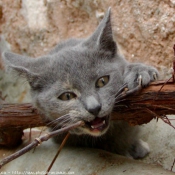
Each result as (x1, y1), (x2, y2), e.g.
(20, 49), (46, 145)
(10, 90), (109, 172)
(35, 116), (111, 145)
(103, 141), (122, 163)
(88, 104), (101, 116)
(84, 95), (101, 116)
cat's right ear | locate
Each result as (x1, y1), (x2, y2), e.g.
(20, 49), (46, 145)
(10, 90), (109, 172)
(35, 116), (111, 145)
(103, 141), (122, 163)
(2, 51), (40, 86)
(83, 8), (116, 56)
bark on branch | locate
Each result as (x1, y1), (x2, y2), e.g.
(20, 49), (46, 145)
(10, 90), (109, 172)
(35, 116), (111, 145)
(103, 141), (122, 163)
(112, 80), (175, 125)
(0, 79), (175, 146)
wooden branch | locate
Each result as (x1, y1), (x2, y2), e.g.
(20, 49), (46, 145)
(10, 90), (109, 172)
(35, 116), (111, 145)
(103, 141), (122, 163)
(1, 80), (175, 127)
(0, 103), (47, 147)
(0, 103), (46, 128)
(46, 132), (70, 175)
(0, 79), (175, 146)
(0, 121), (84, 168)
(112, 79), (175, 125)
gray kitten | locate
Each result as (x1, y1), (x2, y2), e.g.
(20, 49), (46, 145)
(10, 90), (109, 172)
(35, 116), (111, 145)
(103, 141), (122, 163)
(2, 8), (158, 159)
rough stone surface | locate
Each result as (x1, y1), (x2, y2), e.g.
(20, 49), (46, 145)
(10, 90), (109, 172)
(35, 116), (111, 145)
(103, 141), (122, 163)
(0, 128), (175, 175)
(0, 0), (174, 76)
(0, 0), (174, 101)
(0, 70), (31, 103)
(140, 118), (175, 171)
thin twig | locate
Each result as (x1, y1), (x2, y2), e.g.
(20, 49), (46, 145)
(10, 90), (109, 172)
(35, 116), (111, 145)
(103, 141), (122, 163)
(46, 133), (70, 175)
(144, 108), (175, 130)
(172, 44), (175, 82)
(0, 121), (84, 168)
(161, 115), (175, 130)
(116, 84), (142, 101)
(171, 158), (175, 171)
(156, 77), (172, 95)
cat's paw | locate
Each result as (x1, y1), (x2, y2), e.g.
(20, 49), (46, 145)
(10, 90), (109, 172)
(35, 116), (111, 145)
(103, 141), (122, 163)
(128, 139), (150, 159)
(124, 63), (159, 89)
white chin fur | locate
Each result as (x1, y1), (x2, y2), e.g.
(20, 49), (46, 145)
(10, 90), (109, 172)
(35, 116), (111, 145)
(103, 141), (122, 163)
(81, 126), (109, 137)
(69, 125), (109, 136)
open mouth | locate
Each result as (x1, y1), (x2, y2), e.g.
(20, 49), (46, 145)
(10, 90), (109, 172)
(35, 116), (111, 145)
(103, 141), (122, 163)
(84, 115), (110, 133)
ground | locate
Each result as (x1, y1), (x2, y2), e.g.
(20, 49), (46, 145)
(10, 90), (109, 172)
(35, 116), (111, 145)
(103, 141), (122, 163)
(0, 123), (175, 175)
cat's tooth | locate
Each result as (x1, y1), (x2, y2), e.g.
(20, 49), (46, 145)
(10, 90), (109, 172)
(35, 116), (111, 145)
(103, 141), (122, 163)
(91, 125), (95, 129)
(137, 75), (142, 86)
(103, 120), (105, 124)
(153, 72), (157, 80)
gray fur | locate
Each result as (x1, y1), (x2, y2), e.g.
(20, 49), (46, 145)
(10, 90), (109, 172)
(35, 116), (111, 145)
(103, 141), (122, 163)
(2, 8), (158, 159)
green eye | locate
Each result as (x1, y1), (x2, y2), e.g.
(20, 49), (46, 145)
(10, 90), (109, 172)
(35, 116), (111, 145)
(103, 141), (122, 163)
(58, 92), (77, 101)
(96, 75), (109, 88)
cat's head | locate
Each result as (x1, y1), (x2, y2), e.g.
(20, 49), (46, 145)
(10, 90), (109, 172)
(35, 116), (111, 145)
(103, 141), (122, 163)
(2, 8), (124, 136)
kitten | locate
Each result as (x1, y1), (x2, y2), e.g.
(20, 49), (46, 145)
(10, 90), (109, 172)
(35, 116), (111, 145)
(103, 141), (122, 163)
(2, 8), (158, 159)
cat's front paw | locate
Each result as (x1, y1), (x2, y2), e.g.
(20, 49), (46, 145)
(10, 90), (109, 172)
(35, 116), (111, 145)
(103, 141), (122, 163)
(128, 139), (150, 159)
(124, 63), (159, 89)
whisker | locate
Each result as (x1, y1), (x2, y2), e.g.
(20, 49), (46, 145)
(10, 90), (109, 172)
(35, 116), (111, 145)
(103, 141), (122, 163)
(114, 83), (128, 97)
(114, 99), (126, 104)
(51, 123), (61, 131)
(58, 118), (72, 126)
(51, 119), (73, 131)
(47, 114), (70, 127)
(46, 113), (78, 132)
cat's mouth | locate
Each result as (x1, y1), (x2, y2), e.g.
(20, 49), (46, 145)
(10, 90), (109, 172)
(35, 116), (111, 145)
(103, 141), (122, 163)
(83, 115), (110, 135)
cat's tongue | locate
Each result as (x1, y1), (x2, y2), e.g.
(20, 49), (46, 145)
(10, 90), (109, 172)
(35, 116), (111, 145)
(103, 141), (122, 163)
(90, 117), (105, 129)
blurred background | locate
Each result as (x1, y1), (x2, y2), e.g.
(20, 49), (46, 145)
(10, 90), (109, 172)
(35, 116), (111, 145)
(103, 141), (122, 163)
(0, 0), (174, 103)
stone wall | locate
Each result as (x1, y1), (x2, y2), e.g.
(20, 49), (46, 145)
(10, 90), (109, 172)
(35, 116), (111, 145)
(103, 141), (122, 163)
(0, 0), (175, 102)
(0, 0), (174, 74)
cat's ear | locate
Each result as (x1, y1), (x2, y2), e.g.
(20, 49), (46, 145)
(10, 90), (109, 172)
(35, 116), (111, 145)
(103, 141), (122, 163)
(84, 7), (116, 56)
(2, 51), (40, 87)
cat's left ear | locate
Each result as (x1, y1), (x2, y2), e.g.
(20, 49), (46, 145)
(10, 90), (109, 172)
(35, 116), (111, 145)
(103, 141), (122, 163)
(84, 7), (116, 56)
(2, 51), (42, 89)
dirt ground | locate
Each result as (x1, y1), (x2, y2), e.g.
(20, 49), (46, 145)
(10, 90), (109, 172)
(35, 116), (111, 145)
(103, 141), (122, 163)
(0, 127), (175, 175)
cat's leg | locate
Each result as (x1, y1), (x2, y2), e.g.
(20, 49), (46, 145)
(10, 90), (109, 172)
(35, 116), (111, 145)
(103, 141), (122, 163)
(123, 63), (159, 89)
(105, 121), (150, 159)
(128, 139), (150, 159)
(121, 63), (156, 158)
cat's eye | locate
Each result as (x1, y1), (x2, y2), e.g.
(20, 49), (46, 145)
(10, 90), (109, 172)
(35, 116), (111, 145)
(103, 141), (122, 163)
(95, 75), (109, 88)
(58, 92), (77, 101)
